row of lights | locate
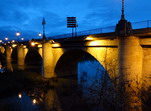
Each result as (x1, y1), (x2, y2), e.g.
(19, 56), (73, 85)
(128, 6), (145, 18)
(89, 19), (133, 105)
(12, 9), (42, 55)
(0, 31), (61, 48)
(0, 32), (22, 44)
(0, 37), (24, 43)
(0, 32), (42, 44)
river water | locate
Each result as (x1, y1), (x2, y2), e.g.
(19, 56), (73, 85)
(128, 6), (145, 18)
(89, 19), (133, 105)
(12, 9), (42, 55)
(0, 59), (115, 111)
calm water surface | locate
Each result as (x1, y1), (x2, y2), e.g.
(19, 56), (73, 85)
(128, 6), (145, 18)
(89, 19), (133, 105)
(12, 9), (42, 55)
(0, 60), (113, 111)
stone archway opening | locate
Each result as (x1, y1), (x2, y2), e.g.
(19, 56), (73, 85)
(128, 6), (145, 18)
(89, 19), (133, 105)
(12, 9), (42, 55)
(24, 48), (43, 73)
(0, 51), (5, 66)
(11, 47), (18, 63)
(54, 49), (98, 77)
(25, 48), (42, 65)
(54, 49), (115, 110)
(55, 49), (113, 89)
(55, 49), (110, 79)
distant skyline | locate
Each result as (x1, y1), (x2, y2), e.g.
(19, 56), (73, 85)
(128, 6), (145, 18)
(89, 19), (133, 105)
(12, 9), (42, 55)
(0, 0), (151, 41)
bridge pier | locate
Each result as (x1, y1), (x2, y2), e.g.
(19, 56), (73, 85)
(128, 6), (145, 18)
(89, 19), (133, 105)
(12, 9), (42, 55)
(5, 46), (13, 71)
(6, 46), (12, 62)
(118, 36), (142, 111)
(38, 47), (43, 57)
(0, 46), (5, 54)
(17, 45), (28, 68)
(43, 43), (55, 78)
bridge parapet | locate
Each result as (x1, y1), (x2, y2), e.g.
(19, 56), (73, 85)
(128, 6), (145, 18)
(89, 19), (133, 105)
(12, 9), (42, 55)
(140, 38), (151, 46)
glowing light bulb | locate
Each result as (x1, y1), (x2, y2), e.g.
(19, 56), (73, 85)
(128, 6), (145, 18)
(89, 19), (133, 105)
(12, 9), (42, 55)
(12, 44), (17, 48)
(12, 40), (15, 43)
(32, 99), (37, 104)
(38, 33), (42, 37)
(31, 42), (35, 46)
(18, 93), (22, 98)
(5, 37), (8, 41)
(16, 32), (20, 36)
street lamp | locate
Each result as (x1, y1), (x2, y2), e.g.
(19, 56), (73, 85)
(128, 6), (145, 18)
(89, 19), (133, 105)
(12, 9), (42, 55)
(5, 37), (8, 41)
(12, 40), (15, 43)
(0, 40), (3, 45)
(31, 41), (35, 47)
(16, 31), (20, 43)
(16, 31), (20, 36)
(38, 32), (42, 37)
(21, 37), (24, 41)
(5, 37), (8, 43)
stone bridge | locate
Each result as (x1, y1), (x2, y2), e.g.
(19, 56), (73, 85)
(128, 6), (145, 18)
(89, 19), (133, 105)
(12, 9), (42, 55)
(1, 28), (151, 83)
(1, 27), (151, 111)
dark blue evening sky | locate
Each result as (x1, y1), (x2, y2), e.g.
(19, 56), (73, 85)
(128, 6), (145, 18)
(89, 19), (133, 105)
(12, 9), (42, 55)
(0, 0), (151, 41)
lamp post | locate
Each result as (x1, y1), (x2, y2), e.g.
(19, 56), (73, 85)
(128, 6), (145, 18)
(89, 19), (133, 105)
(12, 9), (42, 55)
(12, 40), (15, 43)
(16, 31), (20, 43)
(0, 40), (2, 45)
(21, 37), (24, 41)
(5, 37), (8, 43)
(38, 32), (42, 37)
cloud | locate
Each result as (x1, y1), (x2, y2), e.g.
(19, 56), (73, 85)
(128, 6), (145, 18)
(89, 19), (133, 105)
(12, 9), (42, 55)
(0, 0), (68, 40)
(78, 7), (119, 30)
(75, 0), (122, 31)
(125, 0), (151, 22)
(0, 25), (38, 41)
(0, 0), (151, 40)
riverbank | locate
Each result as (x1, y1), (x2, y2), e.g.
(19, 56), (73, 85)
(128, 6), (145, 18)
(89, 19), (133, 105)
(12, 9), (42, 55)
(0, 70), (90, 111)
(0, 70), (44, 98)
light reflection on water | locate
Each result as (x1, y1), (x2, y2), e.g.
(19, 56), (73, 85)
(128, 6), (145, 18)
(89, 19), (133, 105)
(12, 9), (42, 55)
(1, 59), (111, 111)
(0, 92), (42, 111)
(0, 88), (63, 111)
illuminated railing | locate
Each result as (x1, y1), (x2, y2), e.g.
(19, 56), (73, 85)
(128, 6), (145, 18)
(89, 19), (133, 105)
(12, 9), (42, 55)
(48, 20), (151, 39)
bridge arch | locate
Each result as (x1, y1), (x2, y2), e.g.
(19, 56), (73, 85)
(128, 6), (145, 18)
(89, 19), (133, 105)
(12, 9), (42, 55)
(86, 47), (118, 80)
(0, 46), (5, 66)
(54, 47), (118, 80)
(54, 49), (107, 77)
(25, 48), (43, 65)
(54, 48), (114, 98)
(11, 47), (18, 62)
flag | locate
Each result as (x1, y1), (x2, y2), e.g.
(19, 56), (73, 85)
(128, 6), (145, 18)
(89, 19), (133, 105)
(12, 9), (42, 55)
(42, 17), (46, 25)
